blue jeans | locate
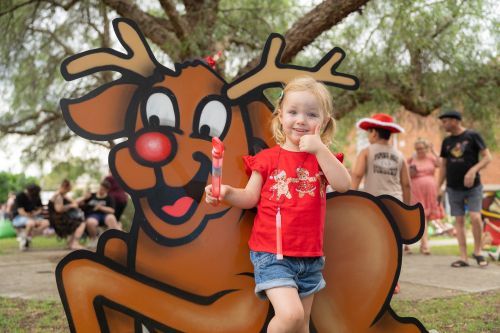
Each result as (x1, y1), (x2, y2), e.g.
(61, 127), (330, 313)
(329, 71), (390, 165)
(249, 251), (326, 300)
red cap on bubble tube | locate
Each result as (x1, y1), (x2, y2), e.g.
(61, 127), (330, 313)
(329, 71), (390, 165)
(212, 137), (224, 159)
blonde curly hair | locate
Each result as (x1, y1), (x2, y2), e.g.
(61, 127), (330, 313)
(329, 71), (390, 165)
(271, 76), (336, 146)
(414, 137), (429, 149)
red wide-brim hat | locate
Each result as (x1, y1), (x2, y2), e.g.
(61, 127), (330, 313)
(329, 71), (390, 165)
(356, 113), (404, 134)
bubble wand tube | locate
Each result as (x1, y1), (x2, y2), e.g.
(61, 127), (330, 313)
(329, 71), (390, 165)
(211, 137), (224, 201)
(276, 207), (283, 260)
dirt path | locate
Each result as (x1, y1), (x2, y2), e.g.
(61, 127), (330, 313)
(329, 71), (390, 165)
(1, 248), (499, 302)
(0, 249), (68, 300)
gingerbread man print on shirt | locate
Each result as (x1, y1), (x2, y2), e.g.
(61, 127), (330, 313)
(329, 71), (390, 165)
(295, 168), (317, 198)
(269, 169), (295, 200)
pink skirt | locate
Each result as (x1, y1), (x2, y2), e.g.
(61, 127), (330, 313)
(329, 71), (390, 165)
(410, 175), (444, 220)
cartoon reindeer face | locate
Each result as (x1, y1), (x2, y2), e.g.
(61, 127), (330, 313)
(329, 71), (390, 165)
(60, 18), (358, 246)
(110, 66), (253, 245)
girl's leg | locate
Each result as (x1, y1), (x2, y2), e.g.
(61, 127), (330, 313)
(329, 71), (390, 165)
(420, 219), (430, 254)
(86, 218), (99, 238)
(86, 218), (99, 248)
(68, 222), (86, 250)
(266, 287), (304, 333)
(104, 214), (121, 230)
(299, 294), (314, 333)
(33, 219), (50, 235)
(25, 219), (35, 237)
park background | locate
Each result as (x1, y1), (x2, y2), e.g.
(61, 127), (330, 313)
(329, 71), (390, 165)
(0, 0), (499, 332)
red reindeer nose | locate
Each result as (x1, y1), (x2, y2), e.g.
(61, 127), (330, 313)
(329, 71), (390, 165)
(135, 132), (172, 163)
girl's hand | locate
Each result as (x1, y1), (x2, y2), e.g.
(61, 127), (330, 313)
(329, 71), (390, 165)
(299, 124), (324, 154)
(205, 184), (230, 206)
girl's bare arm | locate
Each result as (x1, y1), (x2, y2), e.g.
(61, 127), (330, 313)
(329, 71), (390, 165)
(205, 171), (263, 209)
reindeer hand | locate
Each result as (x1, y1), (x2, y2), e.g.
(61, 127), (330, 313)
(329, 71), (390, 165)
(299, 124), (323, 154)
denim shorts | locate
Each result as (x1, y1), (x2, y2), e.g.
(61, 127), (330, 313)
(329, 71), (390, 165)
(447, 185), (483, 216)
(12, 215), (44, 228)
(249, 251), (326, 300)
(87, 213), (107, 226)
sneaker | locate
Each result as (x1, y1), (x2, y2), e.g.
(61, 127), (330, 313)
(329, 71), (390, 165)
(25, 237), (32, 248)
(18, 237), (28, 251)
(87, 238), (98, 249)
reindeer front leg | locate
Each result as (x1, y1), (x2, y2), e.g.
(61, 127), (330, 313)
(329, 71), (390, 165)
(94, 231), (136, 332)
(311, 195), (400, 332)
(312, 195), (425, 333)
(57, 253), (269, 333)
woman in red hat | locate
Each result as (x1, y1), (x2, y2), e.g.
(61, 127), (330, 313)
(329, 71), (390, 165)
(351, 113), (412, 226)
(351, 113), (411, 202)
(351, 113), (411, 294)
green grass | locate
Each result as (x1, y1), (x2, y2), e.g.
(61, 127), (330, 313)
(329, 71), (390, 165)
(1, 220), (498, 332)
(0, 298), (67, 333)
(1, 291), (499, 332)
(0, 236), (67, 255)
(392, 290), (500, 333)
(428, 243), (474, 256)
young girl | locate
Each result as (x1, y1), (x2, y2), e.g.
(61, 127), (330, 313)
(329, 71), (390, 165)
(205, 76), (350, 332)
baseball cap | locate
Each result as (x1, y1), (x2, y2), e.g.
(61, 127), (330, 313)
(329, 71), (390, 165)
(438, 110), (462, 121)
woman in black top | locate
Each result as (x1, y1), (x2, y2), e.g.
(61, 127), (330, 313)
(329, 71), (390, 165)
(49, 180), (86, 250)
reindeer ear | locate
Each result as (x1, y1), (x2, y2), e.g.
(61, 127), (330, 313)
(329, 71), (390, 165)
(61, 82), (138, 140)
(244, 98), (275, 154)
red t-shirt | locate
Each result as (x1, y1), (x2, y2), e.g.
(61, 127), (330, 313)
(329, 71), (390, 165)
(243, 145), (329, 257)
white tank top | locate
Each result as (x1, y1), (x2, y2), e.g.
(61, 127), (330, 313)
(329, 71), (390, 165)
(363, 143), (404, 201)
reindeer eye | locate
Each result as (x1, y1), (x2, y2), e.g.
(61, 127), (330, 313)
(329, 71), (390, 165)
(192, 97), (231, 141)
(145, 92), (178, 128)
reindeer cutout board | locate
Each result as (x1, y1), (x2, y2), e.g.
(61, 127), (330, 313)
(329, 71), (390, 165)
(56, 18), (427, 333)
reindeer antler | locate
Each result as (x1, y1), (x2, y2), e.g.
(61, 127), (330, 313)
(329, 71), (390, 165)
(226, 34), (359, 100)
(62, 19), (157, 79)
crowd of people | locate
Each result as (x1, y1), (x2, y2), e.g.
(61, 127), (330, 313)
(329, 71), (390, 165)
(1, 172), (126, 251)
(351, 110), (492, 268)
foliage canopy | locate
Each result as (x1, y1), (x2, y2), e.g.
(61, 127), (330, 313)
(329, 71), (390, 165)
(0, 0), (498, 170)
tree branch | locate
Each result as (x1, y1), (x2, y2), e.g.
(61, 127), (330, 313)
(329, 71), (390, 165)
(237, 0), (370, 77)
(158, 0), (189, 40)
(182, 0), (205, 26)
(44, 0), (79, 11)
(102, 0), (183, 59)
(0, 110), (61, 136)
(0, 0), (36, 17)
(182, 0), (220, 54)
(0, 0), (81, 17)
(333, 80), (373, 119)
(29, 27), (74, 55)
